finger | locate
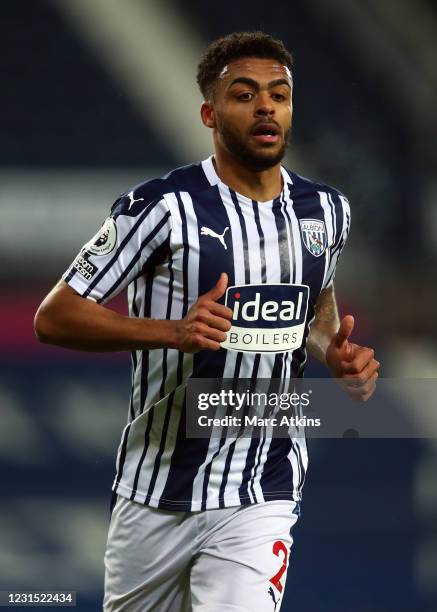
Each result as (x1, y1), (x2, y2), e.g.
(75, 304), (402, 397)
(203, 326), (229, 343)
(201, 273), (228, 302)
(197, 311), (232, 332)
(340, 348), (375, 374)
(343, 358), (380, 383)
(361, 378), (378, 401)
(191, 335), (222, 352)
(209, 302), (233, 319)
(342, 369), (378, 391)
(334, 315), (355, 349)
(346, 378), (377, 402)
(343, 371), (378, 398)
(191, 322), (228, 344)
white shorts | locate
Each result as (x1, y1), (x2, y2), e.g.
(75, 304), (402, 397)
(104, 496), (300, 611)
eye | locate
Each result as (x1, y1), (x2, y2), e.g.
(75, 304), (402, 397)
(237, 92), (254, 101)
(272, 93), (286, 101)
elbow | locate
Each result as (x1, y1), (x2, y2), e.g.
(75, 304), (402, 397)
(34, 281), (76, 345)
(34, 304), (56, 344)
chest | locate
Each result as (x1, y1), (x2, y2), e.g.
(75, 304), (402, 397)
(169, 190), (334, 306)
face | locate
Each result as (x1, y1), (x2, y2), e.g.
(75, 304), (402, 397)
(202, 57), (293, 171)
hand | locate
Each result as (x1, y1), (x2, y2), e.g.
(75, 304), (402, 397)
(326, 315), (380, 401)
(174, 273), (233, 353)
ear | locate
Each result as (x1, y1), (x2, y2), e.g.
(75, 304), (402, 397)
(201, 101), (216, 128)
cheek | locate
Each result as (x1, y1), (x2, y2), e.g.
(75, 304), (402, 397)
(218, 107), (251, 133)
(280, 106), (293, 130)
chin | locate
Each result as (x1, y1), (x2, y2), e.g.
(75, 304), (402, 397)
(243, 147), (286, 171)
(219, 124), (288, 171)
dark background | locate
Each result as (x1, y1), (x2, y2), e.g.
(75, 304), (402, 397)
(1, 1), (436, 610)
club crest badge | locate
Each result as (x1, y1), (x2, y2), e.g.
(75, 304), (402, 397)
(299, 219), (327, 257)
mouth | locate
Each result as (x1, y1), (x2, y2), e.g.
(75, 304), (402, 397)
(251, 122), (281, 144)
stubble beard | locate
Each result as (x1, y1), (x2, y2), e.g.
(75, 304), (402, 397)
(217, 118), (290, 172)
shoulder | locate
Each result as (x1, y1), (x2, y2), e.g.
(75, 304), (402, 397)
(110, 161), (210, 218)
(283, 167), (350, 209)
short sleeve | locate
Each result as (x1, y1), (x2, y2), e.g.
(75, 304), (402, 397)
(63, 195), (172, 304)
(322, 193), (351, 290)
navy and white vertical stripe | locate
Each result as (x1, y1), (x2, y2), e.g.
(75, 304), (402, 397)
(63, 156), (350, 511)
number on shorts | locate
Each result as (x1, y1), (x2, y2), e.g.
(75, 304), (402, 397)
(269, 540), (288, 593)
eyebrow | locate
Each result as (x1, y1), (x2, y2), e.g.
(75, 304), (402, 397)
(227, 77), (291, 91)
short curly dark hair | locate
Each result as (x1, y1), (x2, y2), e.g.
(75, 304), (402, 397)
(197, 31), (294, 100)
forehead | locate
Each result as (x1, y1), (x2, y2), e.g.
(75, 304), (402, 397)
(218, 57), (292, 85)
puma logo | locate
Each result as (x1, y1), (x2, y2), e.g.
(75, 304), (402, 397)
(268, 586), (280, 611)
(200, 226), (229, 250)
(127, 190), (144, 210)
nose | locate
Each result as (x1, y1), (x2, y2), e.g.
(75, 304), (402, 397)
(254, 91), (274, 117)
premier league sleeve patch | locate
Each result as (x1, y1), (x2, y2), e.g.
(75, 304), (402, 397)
(299, 219), (327, 257)
(84, 217), (117, 256)
(221, 284), (309, 353)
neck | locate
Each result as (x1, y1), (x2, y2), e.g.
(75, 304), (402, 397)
(212, 148), (283, 202)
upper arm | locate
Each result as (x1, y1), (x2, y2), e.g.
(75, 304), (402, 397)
(40, 279), (81, 307)
(36, 278), (83, 314)
(34, 279), (84, 340)
(322, 192), (351, 290)
(62, 195), (172, 304)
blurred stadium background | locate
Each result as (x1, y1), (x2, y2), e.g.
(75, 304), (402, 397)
(1, 1), (436, 610)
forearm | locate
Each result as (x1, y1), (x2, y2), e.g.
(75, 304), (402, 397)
(34, 281), (178, 352)
(307, 320), (338, 365)
(306, 285), (379, 400)
(306, 284), (340, 366)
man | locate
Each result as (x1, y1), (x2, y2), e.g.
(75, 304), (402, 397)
(35, 31), (379, 612)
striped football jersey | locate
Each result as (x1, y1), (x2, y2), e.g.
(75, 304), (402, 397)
(63, 156), (350, 511)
